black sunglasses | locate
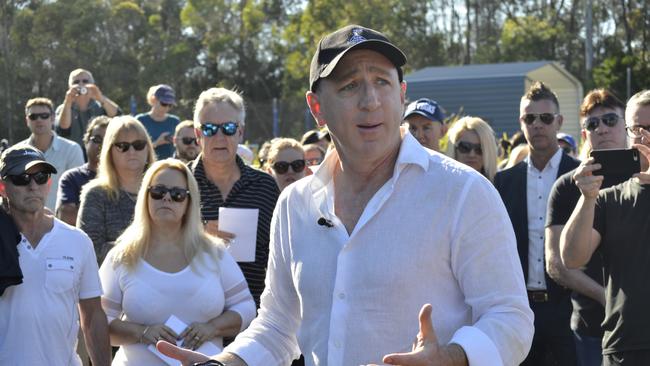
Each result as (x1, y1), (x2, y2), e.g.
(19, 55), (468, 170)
(148, 185), (190, 202)
(4, 171), (50, 186)
(181, 137), (198, 146)
(160, 102), (172, 108)
(28, 112), (51, 121)
(200, 122), (238, 137)
(113, 140), (147, 153)
(72, 79), (90, 84)
(272, 159), (306, 174)
(583, 113), (621, 131)
(89, 135), (103, 144)
(455, 141), (483, 155)
(521, 113), (557, 125)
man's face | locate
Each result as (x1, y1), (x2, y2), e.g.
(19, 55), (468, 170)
(3, 165), (50, 214)
(405, 115), (444, 151)
(519, 98), (562, 153)
(69, 71), (92, 88)
(307, 49), (405, 163)
(174, 126), (200, 162)
(196, 102), (243, 165)
(26, 105), (54, 136)
(626, 104), (650, 170)
(85, 125), (107, 165)
(582, 106), (627, 150)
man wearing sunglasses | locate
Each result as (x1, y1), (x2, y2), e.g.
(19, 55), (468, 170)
(545, 89), (627, 366)
(55, 68), (120, 148)
(19, 97), (84, 211)
(136, 84), (181, 159)
(161, 25), (532, 366)
(562, 90), (650, 366)
(494, 82), (580, 365)
(0, 144), (110, 366)
(173, 120), (201, 163)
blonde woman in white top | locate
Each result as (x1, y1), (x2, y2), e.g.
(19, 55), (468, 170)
(99, 159), (255, 365)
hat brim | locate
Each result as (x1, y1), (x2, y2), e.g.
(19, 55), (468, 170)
(403, 110), (443, 123)
(5, 160), (57, 177)
(318, 39), (407, 82)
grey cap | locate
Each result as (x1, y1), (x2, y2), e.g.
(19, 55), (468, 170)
(0, 144), (57, 177)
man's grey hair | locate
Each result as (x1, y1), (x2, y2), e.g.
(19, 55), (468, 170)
(193, 87), (246, 128)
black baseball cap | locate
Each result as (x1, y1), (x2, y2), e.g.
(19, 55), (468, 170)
(0, 144), (57, 178)
(309, 25), (407, 92)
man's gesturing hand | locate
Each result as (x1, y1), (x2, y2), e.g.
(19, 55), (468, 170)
(383, 304), (468, 366)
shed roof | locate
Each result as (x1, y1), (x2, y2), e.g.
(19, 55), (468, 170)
(406, 61), (552, 82)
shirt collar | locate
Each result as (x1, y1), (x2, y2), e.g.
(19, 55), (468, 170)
(27, 133), (59, 152)
(526, 147), (563, 172)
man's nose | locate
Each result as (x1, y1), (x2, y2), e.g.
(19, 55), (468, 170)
(359, 82), (380, 110)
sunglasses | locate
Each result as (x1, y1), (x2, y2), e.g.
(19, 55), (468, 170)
(272, 159), (306, 174)
(4, 171), (50, 186)
(89, 135), (103, 144)
(200, 122), (238, 137)
(72, 79), (90, 84)
(160, 102), (172, 108)
(181, 137), (198, 146)
(148, 185), (190, 202)
(28, 112), (51, 121)
(113, 140), (147, 152)
(520, 113), (557, 125)
(583, 113), (621, 131)
(455, 141), (482, 155)
(305, 157), (323, 166)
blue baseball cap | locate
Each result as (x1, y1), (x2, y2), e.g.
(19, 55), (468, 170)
(404, 98), (446, 123)
(154, 85), (176, 105)
(557, 133), (577, 151)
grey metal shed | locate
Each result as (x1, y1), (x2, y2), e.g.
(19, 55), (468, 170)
(404, 61), (584, 139)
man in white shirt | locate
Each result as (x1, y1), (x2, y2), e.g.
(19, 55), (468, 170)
(494, 82), (580, 365)
(0, 144), (110, 365)
(160, 24), (533, 366)
(20, 97), (84, 210)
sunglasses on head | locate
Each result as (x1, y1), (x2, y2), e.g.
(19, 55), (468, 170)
(160, 102), (172, 108)
(583, 113), (621, 131)
(113, 140), (147, 153)
(148, 185), (190, 202)
(72, 79), (90, 84)
(28, 112), (51, 121)
(455, 141), (482, 155)
(272, 159), (306, 174)
(4, 171), (50, 186)
(200, 122), (238, 137)
(181, 137), (198, 146)
(520, 113), (557, 125)
(89, 135), (103, 144)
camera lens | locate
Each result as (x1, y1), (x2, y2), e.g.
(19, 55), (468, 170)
(78, 86), (88, 95)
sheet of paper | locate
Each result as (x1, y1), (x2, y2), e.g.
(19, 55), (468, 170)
(148, 315), (222, 366)
(218, 207), (259, 262)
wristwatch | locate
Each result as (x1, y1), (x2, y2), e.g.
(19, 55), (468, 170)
(193, 361), (226, 366)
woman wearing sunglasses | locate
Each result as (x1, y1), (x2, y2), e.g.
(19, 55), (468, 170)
(136, 84), (180, 160)
(447, 116), (498, 182)
(78, 116), (156, 264)
(98, 159), (255, 365)
(265, 138), (308, 191)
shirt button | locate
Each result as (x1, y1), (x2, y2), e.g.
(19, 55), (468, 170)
(538, 196), (542, 199)
(539, 217), (543, 220)
(539, 236), (543, 240)
(538, 259), (542, 262)
(338, 293), (345, 300)
(538, 281), (542, 284)
(334, 340), (341, 348)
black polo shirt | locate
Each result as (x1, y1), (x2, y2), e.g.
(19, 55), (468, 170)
(190, 155), (279, 308)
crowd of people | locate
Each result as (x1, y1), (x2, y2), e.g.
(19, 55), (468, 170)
(0, 23), (649, 366)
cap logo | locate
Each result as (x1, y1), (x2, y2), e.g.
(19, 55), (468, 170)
(349, 28), (366, 44)
(417, 101), (436, 115)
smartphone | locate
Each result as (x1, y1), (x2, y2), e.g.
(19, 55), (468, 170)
(590, 148), (641, 177)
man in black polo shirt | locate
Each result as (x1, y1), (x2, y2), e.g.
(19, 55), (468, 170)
(562, 89), (650, 366)
(546, 89), (627, 365)
(189, 87), (279, 309)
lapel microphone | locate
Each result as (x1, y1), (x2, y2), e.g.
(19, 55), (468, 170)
(317, 217), (334, 228)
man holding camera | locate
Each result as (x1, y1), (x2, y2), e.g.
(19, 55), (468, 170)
(55, 68), (120, 148)
(561, 90), (650, 366)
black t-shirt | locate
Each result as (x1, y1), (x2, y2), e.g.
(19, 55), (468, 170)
(546, 170), (629, 337)
(594, 179), (650, 354)
(0, 206), (22, 295)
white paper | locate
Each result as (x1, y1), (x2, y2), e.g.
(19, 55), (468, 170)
(218, 207), (259, 262)
(147, 315), (223, 366)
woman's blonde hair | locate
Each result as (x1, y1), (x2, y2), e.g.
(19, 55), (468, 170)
(91, 115), (156, 201)
(447, 116), (498, 182)
(266, 138), (304, 168)
(111, 159), (224, 271)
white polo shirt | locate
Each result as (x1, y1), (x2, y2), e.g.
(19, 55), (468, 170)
(0, 219), (102, 366)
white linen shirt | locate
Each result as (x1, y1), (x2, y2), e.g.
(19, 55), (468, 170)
(225, 133), (534, 366)
(525, 149), (562, 290)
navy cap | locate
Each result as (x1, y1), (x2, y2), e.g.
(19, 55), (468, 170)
(404, 98), (446, 123)
(309, 25), (407, 92)
(0, 144), (57, 177)
(154, 85), (176, 105)
(557, 133), (577, 151)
